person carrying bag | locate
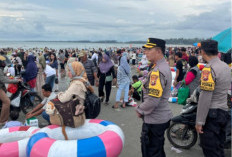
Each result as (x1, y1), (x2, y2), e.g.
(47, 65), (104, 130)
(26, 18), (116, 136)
(177, 84), (190, 105)
(45, 61), (95, 138)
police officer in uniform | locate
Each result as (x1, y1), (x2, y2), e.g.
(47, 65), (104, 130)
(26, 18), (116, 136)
(195, 39), (230, 157)
(136, 38), (173, 157)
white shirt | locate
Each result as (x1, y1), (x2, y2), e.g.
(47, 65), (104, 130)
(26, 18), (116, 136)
(44, 64), (56, 77)
(91, 53), (98, 62)
(15, 57), (22, 65)
(132, 53), (137, 60)
(7, 67), (15, 76)
(42, 92), (57, 109)
(140, 54), (148, 68)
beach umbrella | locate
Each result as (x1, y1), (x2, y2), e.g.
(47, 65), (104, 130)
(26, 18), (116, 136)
(212, 27), (232, 53)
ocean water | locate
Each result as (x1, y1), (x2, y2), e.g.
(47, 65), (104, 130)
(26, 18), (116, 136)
(0, 41), (141, 49)
(0, 41), (191, 49)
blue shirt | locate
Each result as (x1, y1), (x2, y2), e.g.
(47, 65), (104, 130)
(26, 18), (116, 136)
(50, 60), (58, 69)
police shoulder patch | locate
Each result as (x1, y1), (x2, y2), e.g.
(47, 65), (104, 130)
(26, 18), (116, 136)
(148, 70), (163, 98)
(200, 67), (215, 91)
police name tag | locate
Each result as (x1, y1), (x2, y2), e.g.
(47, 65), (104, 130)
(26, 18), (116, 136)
(148, 70), (163, 98)
(200, 67), (215, 91)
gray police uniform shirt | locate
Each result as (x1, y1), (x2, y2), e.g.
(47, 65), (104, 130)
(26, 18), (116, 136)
(196, 57), (231, 125)
(136, 58), (173, 124)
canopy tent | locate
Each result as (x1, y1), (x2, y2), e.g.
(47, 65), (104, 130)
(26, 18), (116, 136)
(212, 27), (231, 53)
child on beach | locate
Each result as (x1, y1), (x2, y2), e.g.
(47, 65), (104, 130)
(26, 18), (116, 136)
(129, 75), (142, 101)
(2, 111), (23, 128)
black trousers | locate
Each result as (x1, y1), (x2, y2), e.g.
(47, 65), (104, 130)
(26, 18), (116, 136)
(200, 109), (229, 157)
(132, 59), (136, 65)
(87, 75), (94, 86)
(98, 76), (112, 102)
(132, 91), (141, 101)
(141, 121), (170, 157)
(14, 64), (21, 76)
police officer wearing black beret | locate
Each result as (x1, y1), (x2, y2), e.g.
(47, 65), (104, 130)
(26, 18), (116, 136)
(196, 39), (231, 157)
(136, 38), (172, 157)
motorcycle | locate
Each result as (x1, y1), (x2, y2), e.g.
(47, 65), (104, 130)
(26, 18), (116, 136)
(166, 89), (231, 149)
(0, 81), (42, 119)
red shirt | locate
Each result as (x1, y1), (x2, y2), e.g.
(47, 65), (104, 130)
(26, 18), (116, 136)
(182, 53), (189, 62)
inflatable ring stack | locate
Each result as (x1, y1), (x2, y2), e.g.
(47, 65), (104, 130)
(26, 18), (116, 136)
(0, 126), (40, 157)
(171, 86), (174, 91)
(171, 72), (176, 82)
(27, 119), (125, 157)
(171, 72), (176, 92)
(168, 97), (178, 103)
(170, 67), (176, 72)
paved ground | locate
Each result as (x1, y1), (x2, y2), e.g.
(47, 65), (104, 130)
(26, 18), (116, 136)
(15, 67), (231, 157)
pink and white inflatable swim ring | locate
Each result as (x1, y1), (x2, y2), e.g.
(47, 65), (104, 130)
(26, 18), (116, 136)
(0, 126), (40, 157)
(27, 119), (125, 157)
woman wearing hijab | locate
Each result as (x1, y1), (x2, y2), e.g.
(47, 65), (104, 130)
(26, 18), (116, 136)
(24, 55), (38, 91)
(113, 54), (131, 109)
(97, 54), (116, 105)
(52, 61), (94, 127)
(36, 53), (46, 98)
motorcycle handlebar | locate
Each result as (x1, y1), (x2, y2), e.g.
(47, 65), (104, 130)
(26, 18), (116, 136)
(18, 81), (30, 90)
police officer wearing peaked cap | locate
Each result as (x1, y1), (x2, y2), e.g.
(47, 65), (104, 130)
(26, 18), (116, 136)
(195, 39), (231, 157)
(136, 38), (173, 157)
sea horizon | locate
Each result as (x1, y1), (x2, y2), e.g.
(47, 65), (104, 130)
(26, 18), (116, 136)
(0, 40), (194, 49)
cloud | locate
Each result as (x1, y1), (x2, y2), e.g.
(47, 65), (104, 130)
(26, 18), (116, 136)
(171, 1), (231, 38)
(0, 0), (231, 41)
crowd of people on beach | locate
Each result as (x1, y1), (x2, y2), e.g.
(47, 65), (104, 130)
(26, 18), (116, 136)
(0, 45), (230, 123)
(0, 42), (231, 156)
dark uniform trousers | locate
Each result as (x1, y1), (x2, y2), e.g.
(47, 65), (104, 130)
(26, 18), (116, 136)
(141, 121), (170, 157)
(200, 109), (229, 157)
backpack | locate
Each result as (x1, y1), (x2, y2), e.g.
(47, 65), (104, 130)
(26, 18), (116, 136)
(49, 98), (85, 128)
(84, 90), (101, 119)
(70, 76), (101, 119)
(132, 83), (142, 101)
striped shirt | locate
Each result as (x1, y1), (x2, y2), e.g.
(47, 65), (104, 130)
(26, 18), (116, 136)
(82, 59), (97, 78)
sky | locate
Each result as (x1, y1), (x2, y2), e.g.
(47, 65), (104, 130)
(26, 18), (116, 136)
(0, 0), (231, 41)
